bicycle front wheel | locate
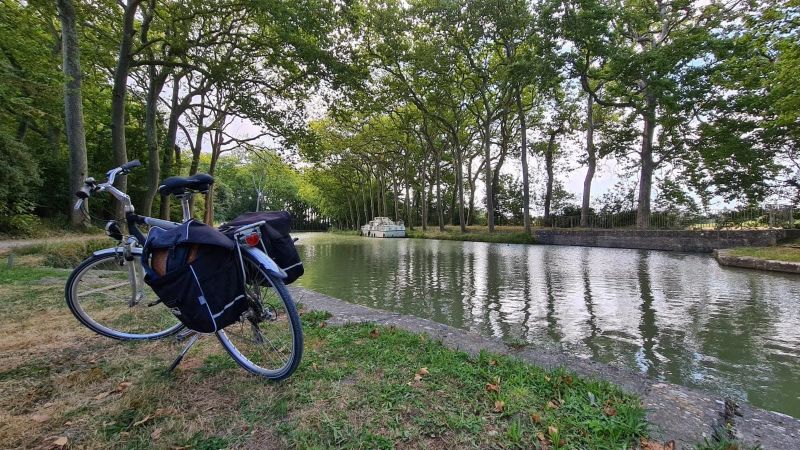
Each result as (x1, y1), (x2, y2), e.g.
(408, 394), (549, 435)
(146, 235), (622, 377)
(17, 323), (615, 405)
(217, 254), (303, 380)
(65, 251), (184, 340)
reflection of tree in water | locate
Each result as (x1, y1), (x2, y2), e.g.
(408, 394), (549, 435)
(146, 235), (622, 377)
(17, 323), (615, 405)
(520, 247), (533, 341)
(581, 248), (601, 360)
(542, 249), (564, 343)
(637, 251), (660, 377)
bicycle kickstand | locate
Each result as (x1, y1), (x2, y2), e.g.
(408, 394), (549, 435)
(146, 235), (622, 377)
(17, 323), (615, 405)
(167, 331), (199, 373)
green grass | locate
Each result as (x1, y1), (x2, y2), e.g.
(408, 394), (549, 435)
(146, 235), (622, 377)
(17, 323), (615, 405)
(0, 265), (651, 449)
(727, 246), (800, 263)
(407, 228), (536, 244)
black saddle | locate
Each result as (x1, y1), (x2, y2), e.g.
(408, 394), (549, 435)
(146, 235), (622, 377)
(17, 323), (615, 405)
(158, 173), (214, 196)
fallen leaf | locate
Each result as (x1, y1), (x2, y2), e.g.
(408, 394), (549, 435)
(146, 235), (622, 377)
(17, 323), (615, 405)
(151, 427), (162, 440)
(548, 426), (559, 437)
(485, 383), (500, 393)
(414, 373), (423, 382)
(113, 381), (132, 393)
(489, 359), (498, 366)
(417, 367), (429, 376)
(31, 413), (50, 423)
(312, 363), (318, 370)
(536, 431), (546, 442)
(564, 375), (574, 385)
(493, 400), (505, 413)
(531, 412), (542, 424)
(546, 400), (560, 409)
(603, 405), (617, 417)
(133, 415), (152, 427)
(153, 407), (178, 417)
(52, 436), (68, 447)
(544, 375), (551, 382)
(94, 391), (110, 400)
(641, 439), (676, 450)
(369, 328), (380, 338)
(43, 402), (55, 408)
(319, 322), (326, 328)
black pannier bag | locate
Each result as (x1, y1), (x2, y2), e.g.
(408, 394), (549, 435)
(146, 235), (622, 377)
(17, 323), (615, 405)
(141, 220), (248, 333)
(219, 211), (304, 284)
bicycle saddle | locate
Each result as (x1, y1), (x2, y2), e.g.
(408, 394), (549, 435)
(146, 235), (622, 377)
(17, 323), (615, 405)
(158, 173), (214, 196)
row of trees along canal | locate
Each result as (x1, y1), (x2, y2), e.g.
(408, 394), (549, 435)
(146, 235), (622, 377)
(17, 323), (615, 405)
(1, 0), (798, 235)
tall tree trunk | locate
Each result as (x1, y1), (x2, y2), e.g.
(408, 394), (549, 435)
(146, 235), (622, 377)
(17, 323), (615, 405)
(110, 0), (141, 218)
(483, 120), (495, 232)
(491, 114), (510, 224)
(141, 70), (168, 217)
(543, 131), (557, 219)
(203, 127), (224, 224)
(435, 151), (444, 231)
(637, 94), (656, 229)
(581, 95), (596, 228)
(420, 158), (428, 231)
(516, 88), (531, 234)
(454, 139), (466, 232)
(57, 0), (89, 228)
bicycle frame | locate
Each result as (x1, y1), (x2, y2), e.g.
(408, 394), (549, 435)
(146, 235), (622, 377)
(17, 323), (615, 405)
(77, 164), (288, 281)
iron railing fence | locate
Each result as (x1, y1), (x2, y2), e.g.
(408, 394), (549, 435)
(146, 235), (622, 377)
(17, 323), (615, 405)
(536, 206), (797, 230)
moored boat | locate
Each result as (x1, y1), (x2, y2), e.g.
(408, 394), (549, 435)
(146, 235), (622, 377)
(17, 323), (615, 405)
(361, 217), (406, 238)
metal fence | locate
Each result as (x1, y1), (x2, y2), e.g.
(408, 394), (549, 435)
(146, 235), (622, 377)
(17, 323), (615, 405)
(536, 206), (797, 230)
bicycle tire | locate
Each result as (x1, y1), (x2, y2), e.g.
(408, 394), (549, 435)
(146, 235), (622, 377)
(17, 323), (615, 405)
(65, 251), (184, 341)
(216, 253), (303, 380)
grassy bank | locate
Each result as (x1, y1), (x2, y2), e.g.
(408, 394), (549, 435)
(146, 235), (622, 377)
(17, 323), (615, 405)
(407, 228), (536, 245)
(727, 246), (800, 263)
(0, 246), (660, 449)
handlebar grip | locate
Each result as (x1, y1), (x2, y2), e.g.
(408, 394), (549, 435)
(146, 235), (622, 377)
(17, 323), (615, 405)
(76, 185), (92, 199)
(121, 159), (142, 172)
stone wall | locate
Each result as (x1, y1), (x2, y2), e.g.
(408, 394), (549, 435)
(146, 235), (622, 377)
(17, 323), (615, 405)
(532, 229), (800, 253)
(714, 249), (800, 274)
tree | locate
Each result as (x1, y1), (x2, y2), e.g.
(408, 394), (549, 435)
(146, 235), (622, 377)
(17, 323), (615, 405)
(57, 0), (89, 227)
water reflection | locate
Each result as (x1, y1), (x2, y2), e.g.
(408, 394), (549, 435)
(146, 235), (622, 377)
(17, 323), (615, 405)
(295, 233), (800, 417)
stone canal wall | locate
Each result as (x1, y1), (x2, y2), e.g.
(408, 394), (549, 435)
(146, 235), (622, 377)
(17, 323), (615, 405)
(533, 229), (800, 253)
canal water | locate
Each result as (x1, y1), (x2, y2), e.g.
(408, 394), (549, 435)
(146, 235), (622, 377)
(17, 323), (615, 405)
(294, 233), (800, 418)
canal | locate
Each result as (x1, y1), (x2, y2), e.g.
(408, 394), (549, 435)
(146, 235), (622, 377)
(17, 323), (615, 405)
(294, 233), (800, 418)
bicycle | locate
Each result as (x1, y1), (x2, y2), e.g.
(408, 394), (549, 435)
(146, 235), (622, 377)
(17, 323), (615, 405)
(65, 160), (303, 380)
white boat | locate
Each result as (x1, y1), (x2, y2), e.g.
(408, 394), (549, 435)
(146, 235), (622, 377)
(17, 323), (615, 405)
(361, 217), (406, 238)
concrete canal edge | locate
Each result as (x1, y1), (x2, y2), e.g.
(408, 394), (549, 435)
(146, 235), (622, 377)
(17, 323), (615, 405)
(714, 249), (800, 274)
(532, 229), (800, 253)
(290, 287), (800, 450)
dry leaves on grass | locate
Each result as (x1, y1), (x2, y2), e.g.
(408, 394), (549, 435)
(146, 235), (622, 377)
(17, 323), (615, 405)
(31, 413), (50, 423)
(640, 439), (676, 450)
(369, 328), (380, 338)
(413, 367), (429, 381)
(493, 400), (505, 413)
(531, 412), (542, 424)
(485, 376), (501, 393)
(94, 381), (132, 400)
(51, 436), (68, 448)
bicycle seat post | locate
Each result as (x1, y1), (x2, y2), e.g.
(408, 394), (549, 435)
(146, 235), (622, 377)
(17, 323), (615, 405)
(179, 193), (193, 222)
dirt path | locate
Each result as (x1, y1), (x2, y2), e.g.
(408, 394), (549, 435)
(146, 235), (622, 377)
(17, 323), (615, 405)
(0, 234), (102, 252)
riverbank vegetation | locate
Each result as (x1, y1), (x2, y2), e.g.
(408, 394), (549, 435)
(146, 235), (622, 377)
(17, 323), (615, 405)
(1, 0), (799, 238)
(728, 246), (800, 264)
(1, 249), (655, 449)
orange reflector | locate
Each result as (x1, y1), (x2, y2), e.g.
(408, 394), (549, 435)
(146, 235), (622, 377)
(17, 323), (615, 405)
(244, 232), (260, 247)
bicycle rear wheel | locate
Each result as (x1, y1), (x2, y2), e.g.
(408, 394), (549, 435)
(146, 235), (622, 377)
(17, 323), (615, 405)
(217, 254), (303, 380)
(65, 251), (184, 340)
